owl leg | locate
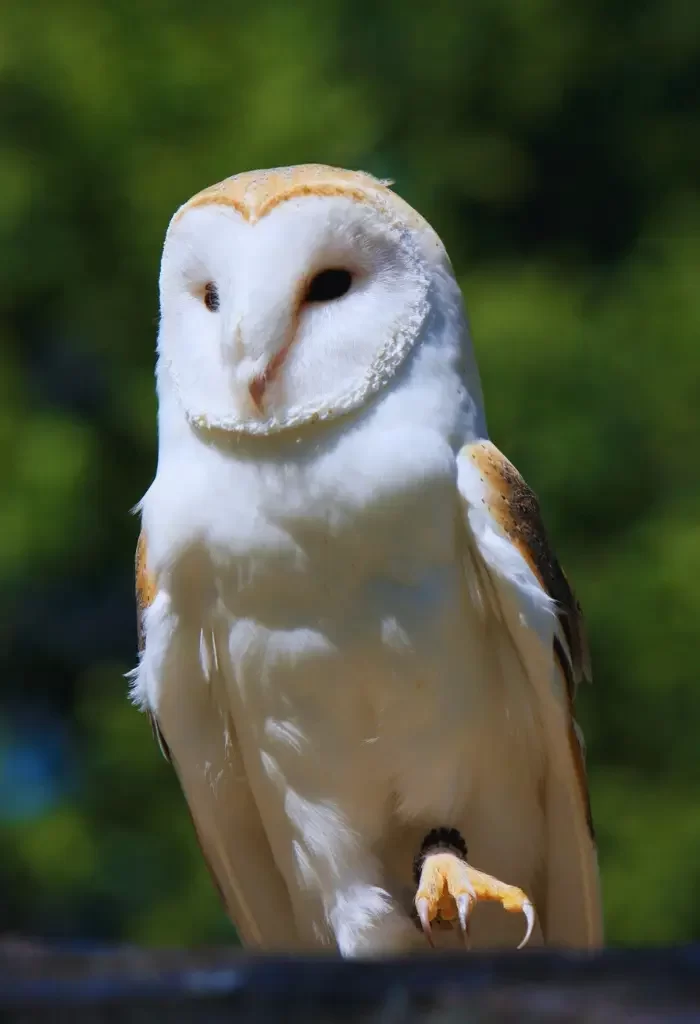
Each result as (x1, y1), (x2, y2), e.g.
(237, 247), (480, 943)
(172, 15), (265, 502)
(413, 827), (535, 949)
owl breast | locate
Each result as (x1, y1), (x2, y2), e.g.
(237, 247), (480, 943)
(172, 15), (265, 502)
(146, 419), (494, 827)
(153, 420), (459, 621)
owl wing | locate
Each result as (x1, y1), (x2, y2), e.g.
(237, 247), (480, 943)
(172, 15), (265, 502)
(135, 532), (171, 760)
(134, 533), (302, 949)
(457, 440), (603, 947)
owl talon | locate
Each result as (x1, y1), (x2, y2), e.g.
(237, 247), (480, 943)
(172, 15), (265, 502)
(456, 893), (471, 933)
(413, 830), (536, 950)
(456, 893), (472, 948)
(518, 899), (535, 950)
(416, 897), (434, 946)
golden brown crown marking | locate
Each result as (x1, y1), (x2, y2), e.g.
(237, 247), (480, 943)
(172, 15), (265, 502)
(171, 164), (428, 233)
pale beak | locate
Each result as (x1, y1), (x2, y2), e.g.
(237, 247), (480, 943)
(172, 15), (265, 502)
(248, 371), (267, 412)
(230, 307), (295, 416)
(245, 341), (293, 415)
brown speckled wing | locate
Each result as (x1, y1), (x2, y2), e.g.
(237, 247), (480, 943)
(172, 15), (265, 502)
(465, 440), (595, 840)
(135, 532), (171, 762)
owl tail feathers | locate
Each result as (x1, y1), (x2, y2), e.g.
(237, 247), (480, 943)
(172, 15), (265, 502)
(540, 757), (604, 948)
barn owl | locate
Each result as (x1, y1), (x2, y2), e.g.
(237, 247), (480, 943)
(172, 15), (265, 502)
(131, 164), (603, 956)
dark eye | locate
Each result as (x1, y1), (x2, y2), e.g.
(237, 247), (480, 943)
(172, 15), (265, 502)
(203, 281), (219, 312)
(305, 268), (353, 303)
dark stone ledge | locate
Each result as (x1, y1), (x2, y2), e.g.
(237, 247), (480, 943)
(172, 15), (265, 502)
(1, 938), (699, 1022)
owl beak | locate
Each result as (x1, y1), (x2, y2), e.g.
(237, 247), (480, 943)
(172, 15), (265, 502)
(248, 372), (267, 412)
(232, 308), (295, 416)
(245, 341), (293, 415)
(227, 322), (267, 414)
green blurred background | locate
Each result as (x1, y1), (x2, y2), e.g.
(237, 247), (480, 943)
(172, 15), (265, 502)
(1, 0), (699, 947)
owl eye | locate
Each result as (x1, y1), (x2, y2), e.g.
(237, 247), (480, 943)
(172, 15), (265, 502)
(203, 281), (219, 312)
(304, 269), (353, 303)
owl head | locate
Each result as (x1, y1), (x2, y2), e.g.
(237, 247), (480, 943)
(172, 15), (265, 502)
(157, 164), (478, 436)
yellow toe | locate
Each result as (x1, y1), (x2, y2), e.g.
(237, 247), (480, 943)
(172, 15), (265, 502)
(414, 850), (536, 949)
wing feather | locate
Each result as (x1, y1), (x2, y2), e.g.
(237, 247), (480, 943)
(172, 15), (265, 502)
(462, 441), (595, 836)
(465, 442), (591, 695)
(135, 532), (170, 760)
(458, 440), (602, 947)
(134, 533), (302, 949)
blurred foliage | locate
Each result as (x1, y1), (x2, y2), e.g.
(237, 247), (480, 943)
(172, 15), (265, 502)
(1, 0), (699, 947)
